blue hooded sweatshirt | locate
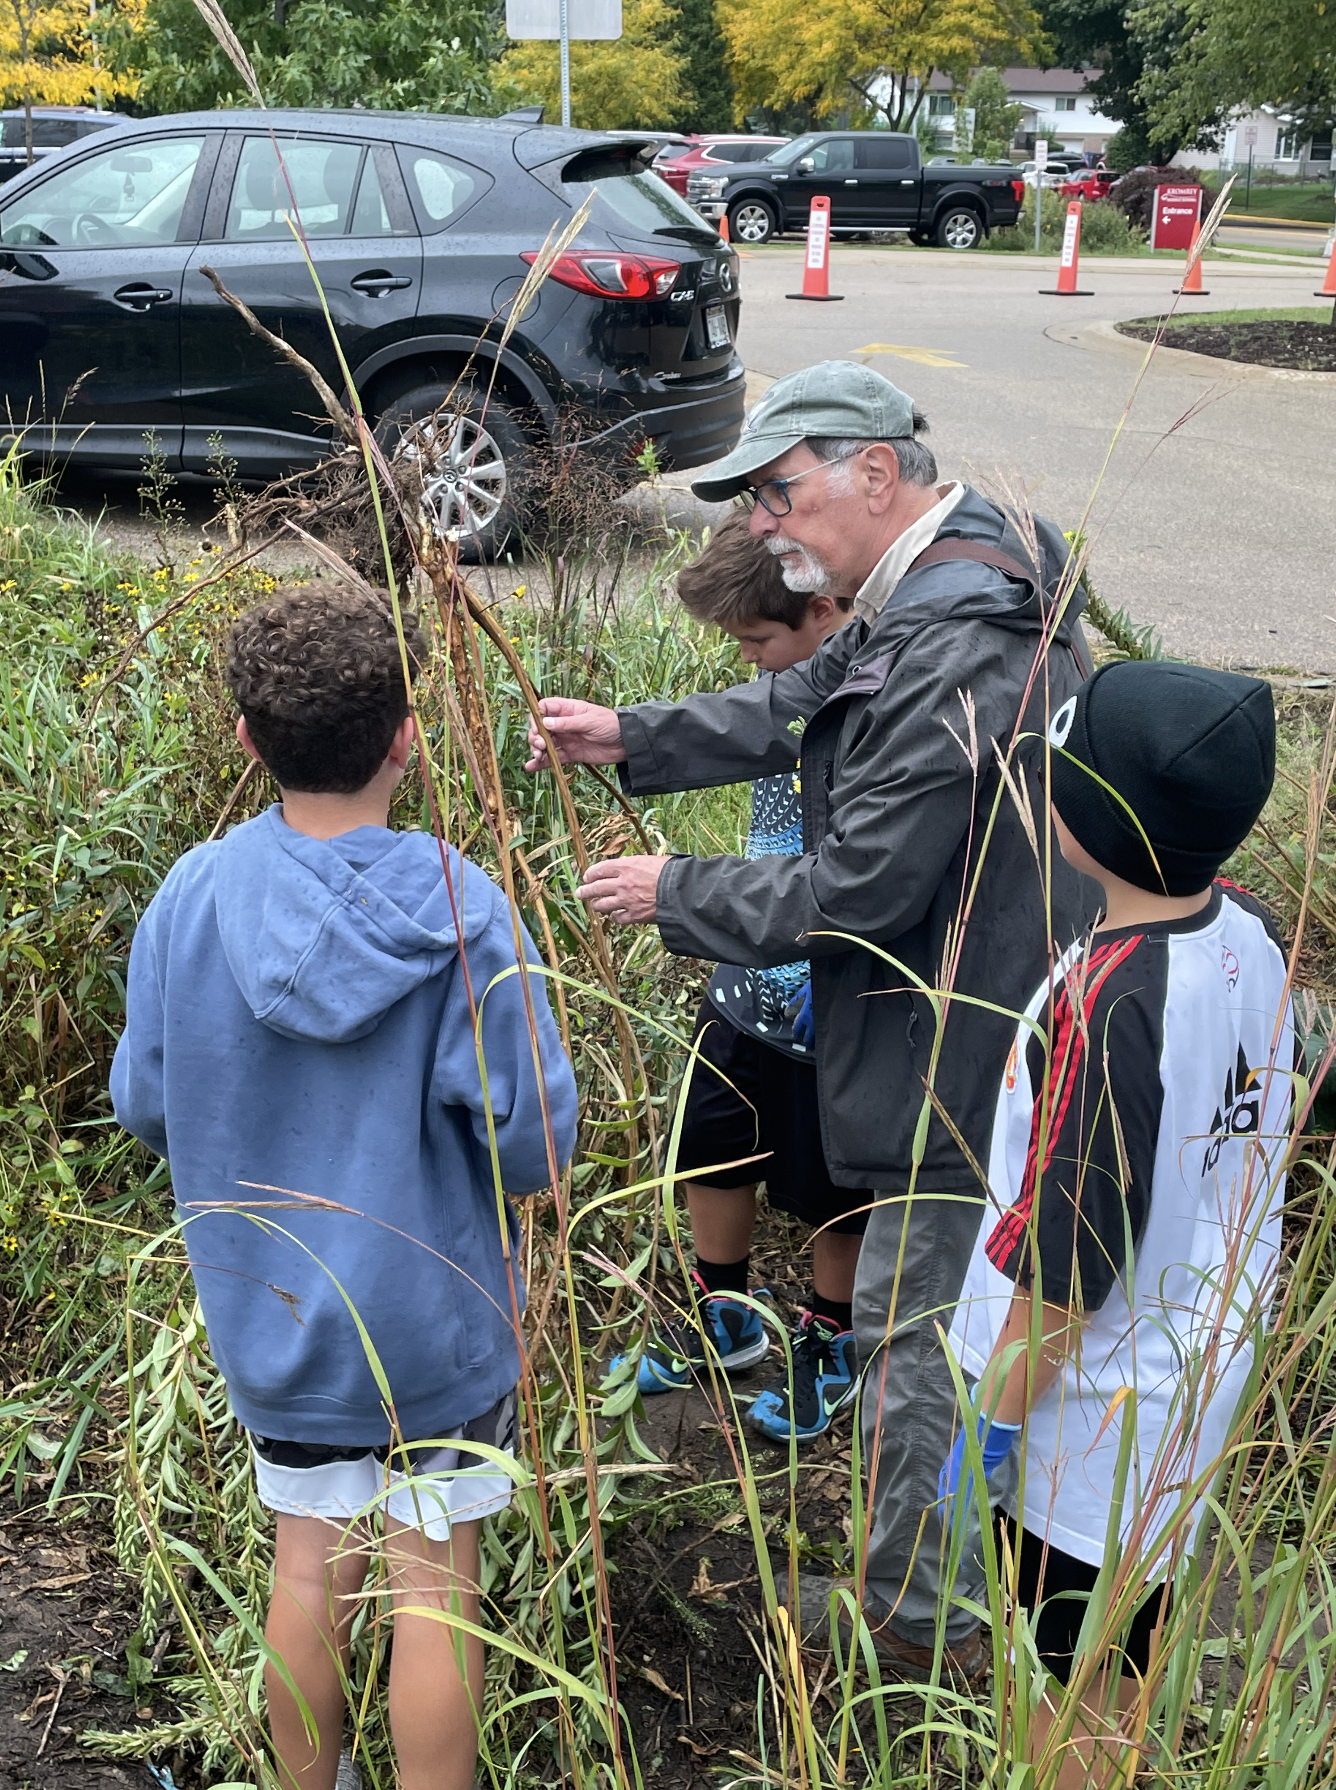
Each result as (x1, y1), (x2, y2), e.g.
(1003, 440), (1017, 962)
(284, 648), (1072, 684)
(111, 805), (578, 1446)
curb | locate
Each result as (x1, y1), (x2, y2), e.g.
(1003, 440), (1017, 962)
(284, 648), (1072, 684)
(1045, 317), (1336, 384)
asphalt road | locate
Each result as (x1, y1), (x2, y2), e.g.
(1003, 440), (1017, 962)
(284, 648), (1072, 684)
(50, 240), (1336, 673)
(721, 244), (1336, 673)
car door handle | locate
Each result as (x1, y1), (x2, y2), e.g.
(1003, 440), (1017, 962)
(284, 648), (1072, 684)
(844, 178), (858, 185)
(113, 283), (173, 310)
(351, 270), (413, 296)
(900, 179), (916, 186)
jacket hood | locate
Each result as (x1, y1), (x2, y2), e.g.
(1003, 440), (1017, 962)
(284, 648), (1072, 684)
(212, 807), (491, 1043)
(865, 485), (1086, 648)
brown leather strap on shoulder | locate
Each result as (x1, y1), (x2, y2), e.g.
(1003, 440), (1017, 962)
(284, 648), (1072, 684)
(904, 535), (1091, 680)
(904, 537), (1043, 601)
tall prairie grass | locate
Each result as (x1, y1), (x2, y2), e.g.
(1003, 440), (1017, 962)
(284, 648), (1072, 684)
(2, 387), (1335, 1790)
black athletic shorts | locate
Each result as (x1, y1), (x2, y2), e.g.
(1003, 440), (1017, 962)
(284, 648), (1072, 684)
(1006, 1516), (1170, 1683)
(674, 1001), (870, 1235)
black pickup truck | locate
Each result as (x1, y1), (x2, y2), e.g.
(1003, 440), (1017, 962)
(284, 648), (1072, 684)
(686, 130), (1024, 249)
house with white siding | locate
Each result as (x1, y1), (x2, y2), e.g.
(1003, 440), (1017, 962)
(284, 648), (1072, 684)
(1179, 109), (1333, 180)
(921, 67), (1118, 157)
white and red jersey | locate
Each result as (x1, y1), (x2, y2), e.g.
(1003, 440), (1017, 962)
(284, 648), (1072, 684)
(948, 882), (1293, 1567)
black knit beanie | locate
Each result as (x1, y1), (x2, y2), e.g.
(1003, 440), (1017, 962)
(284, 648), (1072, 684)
(1048, 661), (1275, 895)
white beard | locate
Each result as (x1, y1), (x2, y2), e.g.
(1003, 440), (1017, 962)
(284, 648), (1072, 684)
(766, 534), (833, 594)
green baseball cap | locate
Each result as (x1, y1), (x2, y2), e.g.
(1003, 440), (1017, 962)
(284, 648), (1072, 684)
(690, 359), (917, 503)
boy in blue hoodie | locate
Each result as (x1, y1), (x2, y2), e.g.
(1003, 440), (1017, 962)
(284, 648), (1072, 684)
(111, 583), (577, 1790)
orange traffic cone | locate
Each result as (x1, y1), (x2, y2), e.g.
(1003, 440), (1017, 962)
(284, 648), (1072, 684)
(1174, 220), (1209, 295)
(787, 195), (844, 302)
(1039, 200), (1093, 296)
(718, 211), (730, 245)
(1316, 233), (1336, 297)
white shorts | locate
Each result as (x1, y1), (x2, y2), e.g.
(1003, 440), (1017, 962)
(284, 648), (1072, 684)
(251, 1391), (517, 1542)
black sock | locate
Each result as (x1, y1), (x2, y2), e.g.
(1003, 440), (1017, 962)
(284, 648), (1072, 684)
(811, 1292), (853, 1333)
(695, 1255), (750, 1296)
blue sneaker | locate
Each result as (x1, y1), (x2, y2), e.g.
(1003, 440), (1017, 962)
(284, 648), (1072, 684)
(747, 1311), (857, 1443)
(634, 1270), (770, 1394)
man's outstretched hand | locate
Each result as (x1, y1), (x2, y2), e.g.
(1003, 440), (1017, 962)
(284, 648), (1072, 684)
(576, 856), (669, 924)
(525, 697), (627, 772)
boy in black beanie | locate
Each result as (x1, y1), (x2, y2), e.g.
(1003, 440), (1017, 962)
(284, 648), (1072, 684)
(941, 661), (1293, 1789)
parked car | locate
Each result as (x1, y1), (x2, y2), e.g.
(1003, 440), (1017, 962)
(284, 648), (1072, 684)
(0, 108), (744, 557)
(654, 134), (789, 196)
(1056, 167), (1113, 202)
(0, 107), (124, 183)
(687, 131), (1025, 247)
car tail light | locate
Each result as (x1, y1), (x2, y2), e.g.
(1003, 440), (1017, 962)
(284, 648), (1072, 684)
(520, 250), (680, 300)
(1011, 179), (1025, 204)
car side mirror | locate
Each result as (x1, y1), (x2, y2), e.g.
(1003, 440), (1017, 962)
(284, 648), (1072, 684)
(0, 248), (57, 279)
(796, 156), (815, 174)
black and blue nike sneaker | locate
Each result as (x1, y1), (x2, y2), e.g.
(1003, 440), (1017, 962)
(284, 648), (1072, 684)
(747, 1311), (857, 1443)
(632, 1269), (770, 1393)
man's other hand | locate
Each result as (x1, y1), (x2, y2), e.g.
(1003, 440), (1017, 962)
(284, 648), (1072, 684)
(576, 855), (669, 923)
(525, 697), (627, 771)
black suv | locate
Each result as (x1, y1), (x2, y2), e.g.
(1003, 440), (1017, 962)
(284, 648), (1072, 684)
(0, 109), (744, 554)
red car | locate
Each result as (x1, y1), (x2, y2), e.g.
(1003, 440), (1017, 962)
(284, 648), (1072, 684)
(1056, 167), (1113, 202)
(654, 134), (789, 197)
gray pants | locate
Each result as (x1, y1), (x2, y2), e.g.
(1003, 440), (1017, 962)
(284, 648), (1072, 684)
(853, 1184), (1008, 1648)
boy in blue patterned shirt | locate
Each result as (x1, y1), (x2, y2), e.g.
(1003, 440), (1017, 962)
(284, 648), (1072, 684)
(635, 513), (869, 1443)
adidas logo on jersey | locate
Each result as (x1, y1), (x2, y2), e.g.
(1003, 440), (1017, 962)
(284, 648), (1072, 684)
(1202, 1044), (1260, 1176)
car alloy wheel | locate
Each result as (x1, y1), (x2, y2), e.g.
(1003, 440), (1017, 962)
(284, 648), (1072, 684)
(938, 208), (982, 250)
(731, 201), (775, 244)
(398, 410), (508, 543)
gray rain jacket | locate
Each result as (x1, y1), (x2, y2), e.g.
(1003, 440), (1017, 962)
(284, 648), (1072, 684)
(618, 486), (1097, 1191)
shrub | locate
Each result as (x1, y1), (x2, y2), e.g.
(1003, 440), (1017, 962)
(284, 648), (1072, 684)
(1109, 163), (1211, 230)
(983, 186), (1146, 253)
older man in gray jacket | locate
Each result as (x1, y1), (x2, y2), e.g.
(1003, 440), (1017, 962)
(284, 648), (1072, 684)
(525, 360), (1094, 1679)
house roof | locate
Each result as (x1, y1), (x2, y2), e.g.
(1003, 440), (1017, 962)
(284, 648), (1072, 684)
(925, 66), (1098, 94)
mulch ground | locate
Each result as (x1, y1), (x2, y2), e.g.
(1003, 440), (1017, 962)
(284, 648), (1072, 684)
(1118, 317), (1336, 370)
(606, 1208), (876, 1790)
(0, 1499), (159, 1790)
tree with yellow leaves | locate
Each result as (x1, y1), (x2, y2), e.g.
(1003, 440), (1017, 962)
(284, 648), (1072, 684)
(0, 0), (139, 165)
(719, 0), (1047, 131)
(498, 0), (689, 129)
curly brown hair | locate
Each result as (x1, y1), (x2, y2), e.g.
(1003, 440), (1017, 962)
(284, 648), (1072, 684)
(226, 582), (427, 795)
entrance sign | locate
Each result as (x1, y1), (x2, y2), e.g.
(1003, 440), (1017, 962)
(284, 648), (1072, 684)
(1150, 185), (1202, 252)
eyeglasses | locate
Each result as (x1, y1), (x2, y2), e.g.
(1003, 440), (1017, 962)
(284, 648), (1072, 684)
(738, 453), (852, 518)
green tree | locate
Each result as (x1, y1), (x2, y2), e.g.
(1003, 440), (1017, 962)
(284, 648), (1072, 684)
(1131, 0), (1336, 153)
(962, 64), (1022, 157)
(721, 0), (1048, 131)
(104, 0), (506, 113)
(1, 0), (139, 160)
(499, 0), (688, 128)
(1035, 0), (1184, 163)
(669, 0), (734, 131)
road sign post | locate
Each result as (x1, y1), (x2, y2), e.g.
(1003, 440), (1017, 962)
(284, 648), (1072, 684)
(505, 0), (622, 126)
(1033, 136), (1047, 254)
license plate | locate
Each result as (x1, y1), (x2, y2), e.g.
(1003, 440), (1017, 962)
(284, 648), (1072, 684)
(705, 303), (731, 349)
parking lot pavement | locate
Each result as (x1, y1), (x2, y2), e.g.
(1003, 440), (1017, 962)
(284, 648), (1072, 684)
(729, 245), (1336, 672)
(44, 244), (1335, 673)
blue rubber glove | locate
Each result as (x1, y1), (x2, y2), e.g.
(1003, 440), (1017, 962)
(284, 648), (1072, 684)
(791, 981), (815, 1049)
(938, 1413), (1022, 1532)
